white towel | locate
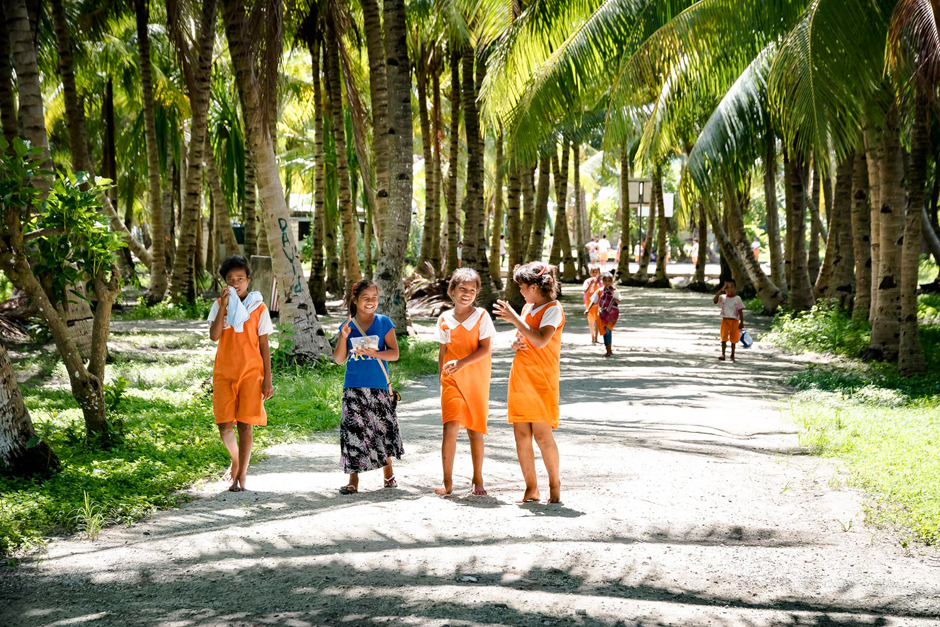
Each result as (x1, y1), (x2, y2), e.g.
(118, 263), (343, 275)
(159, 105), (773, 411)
(225, 287), (263, 333)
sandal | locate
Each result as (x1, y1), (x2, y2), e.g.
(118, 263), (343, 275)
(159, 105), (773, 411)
(339, 484), (358, 495)
(383, 475), (398, 489)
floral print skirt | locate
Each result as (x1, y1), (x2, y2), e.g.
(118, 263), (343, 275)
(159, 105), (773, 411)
(340, 387), (404, 474)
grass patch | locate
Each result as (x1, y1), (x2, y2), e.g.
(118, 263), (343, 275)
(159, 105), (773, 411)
(115, 297), (213, 321)
(789, 363), (940, 545)
(0, 329), (438, 557)
(763, 301), (871, 358)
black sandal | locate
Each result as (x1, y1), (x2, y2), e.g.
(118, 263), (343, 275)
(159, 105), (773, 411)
(339, 484), (358, 495)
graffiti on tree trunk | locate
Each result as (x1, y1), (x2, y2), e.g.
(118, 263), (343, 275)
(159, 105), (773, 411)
(279, 217), (304, 294)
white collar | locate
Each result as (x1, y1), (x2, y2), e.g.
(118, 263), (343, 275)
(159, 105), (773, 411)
(528, 301), (557, 315)
(443, 307), (483, 329)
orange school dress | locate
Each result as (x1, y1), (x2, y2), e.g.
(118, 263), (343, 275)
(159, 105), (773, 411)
(211, 301), (270, 425)
(583, 278), (601, 326)
(507, 301), (565, 429)
(436, 308), (494, 434)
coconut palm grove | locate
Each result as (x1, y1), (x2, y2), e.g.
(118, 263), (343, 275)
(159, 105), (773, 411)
(2, 0), (940, 624)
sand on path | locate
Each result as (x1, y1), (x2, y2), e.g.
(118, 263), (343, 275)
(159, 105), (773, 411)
(3, 287), (940, 626)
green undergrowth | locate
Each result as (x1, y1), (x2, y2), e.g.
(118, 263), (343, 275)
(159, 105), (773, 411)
(115, 296), (214, 321)
(0, 330), (437, 557)
(769, 299), (940, 545)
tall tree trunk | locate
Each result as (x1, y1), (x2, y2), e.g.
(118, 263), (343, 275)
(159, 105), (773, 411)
(552, 141), (576, 282)
(374, 0), (413, 330)
(573, 144), (589, 278)
(695, 200), (708, 283)
(814, 152), (855, 305)
(360, 0), (388, 243)
(221, 0), (331, 359)
(653, 166), (669, 283)
(505, 165), (524, 309)
(244, 151), (258, 257)
(50, 0), (152, 266)
(706, 199), (751, 295)
(444, 50), (461, 276)
(308, 36), (327, 314)
(724, 177), (784, 312)
(489, 128), (504, 287)
(0, 343), (58, 476)
(864, 126), (883, 322)
(0, 0), (17, 144)
(7, 0), (46, 161)
(764, 135), (787, 293)
(808, 163), (822, 283)
(520, 166), (535, 258)
(898, 95), (927, 376)
(325, 18), (361, 293)
(431, 68), (444, 272)
(616, 145), (632, 281)
(785, 151), (815, 310)
(635, 176), (656, 283)
(527, 155), (551, 261)
(207, 184), (218, 275)
(851, 150), (872, 321)
(169, 0), (217, 303)
(104, 78), (135, 278)
(206, 149), (240, 256)
(363, 200), (374, 279)
(869, 106), (904, 361)
(417, 56), (436, 274)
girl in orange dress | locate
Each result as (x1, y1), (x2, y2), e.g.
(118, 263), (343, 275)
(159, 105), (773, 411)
(582, 266), (602, 343)
(208, 255), (275, 492)
(433, 268), (496, 496)
(586, 272), (621, 357)
(494, 261), (565, 504)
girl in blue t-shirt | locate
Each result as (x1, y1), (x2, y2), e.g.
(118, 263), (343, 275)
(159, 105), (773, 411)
(332, 279), (404, 494)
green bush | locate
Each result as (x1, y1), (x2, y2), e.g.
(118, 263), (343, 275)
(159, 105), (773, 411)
(764, 301), (871, 358)
(116, 297), (214, 321)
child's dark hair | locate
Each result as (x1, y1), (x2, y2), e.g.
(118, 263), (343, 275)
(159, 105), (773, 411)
(513, 261), (560, 299)
(725, 278), (737, 286)
(219, 255), (251, 280)
(601, 271), (614, 282)
(447, 267), (481, 302)
(349, 279), (379, 317)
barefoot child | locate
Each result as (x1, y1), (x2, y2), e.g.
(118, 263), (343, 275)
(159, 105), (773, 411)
(585, 272), (621, 357)
(582, 266), (602, 344)
(494, 262), (565, 504)
(433, 268), (496, 496)
(713, 278), (745, 362)
(333, 279), (404, 494)
(208, 255), (274, 492)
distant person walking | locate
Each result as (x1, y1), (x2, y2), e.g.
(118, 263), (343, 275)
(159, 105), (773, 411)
(582, 266), (602, 344)
(751, 237), (761, 261)
(597, 234), (611, 269)
(713, 279), (745, 363)
(586, 271), (621, 357)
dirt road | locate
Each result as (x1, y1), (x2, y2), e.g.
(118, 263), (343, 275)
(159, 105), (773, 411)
(4, 287), (939, 626)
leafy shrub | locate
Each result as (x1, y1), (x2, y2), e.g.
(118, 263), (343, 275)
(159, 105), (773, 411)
(764, 301), (871, 358)
(116, 297), (213, 321)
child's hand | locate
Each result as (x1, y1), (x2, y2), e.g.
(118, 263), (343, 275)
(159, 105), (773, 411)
(511, 339), (528, 352)
(354, 346), (378, 359)
(262, 376), (274, 400)
(494, 299), (519, 324)
(220, 287), (231, 316)
(339, 317), (354, 340)
(442, 359), (462, 375)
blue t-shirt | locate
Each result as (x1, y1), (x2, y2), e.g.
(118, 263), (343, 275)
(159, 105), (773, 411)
(341, 314), (395, 390)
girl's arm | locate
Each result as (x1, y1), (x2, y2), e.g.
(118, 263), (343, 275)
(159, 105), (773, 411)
(494, 299), (557, 349)
(438, 343), (448, 371)
(355, 327), (400, 362)
(208, 292), (230, 341)
(738, 306), (745, 328)
(259, 335), (274, 399)
(333, 318), (353, 364)
(444, 338), (491, 374)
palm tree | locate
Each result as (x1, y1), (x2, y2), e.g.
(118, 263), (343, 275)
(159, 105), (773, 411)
(488, 128), (504, 286)
(814, 152), (855, 307)
(0, 344), (58, 475)
(134, 0), (169, 303)
(0, 1), (15, 144)
(615, 144), (632, 282)
(550, 139), (577, 281)
(850, 149), (872, 321)
(444, 48), (461, 275)
(526, 154), (551, 261)
(221, 0), (332, 359)
(360, 0), (389, 245)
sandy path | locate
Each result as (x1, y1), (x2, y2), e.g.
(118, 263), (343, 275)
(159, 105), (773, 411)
(3, 287), (940, 626)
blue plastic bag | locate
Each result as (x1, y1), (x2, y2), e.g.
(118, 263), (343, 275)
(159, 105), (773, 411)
(740, 329), (754, 349)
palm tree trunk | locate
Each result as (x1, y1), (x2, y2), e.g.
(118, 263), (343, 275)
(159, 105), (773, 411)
(864, 126), (883, 322)
(49, 0), (152, 267)
(431, 68), (444, 272)
(785, 151), (815, 310)
(325, 18), (361, 293)
(724, 177), (784, 312)
(695, 200), (708, 283)
(417, 56), (436, 274)
(0, 0), (17, 145)
(6, 0), (47, 161)
(635, 175), (657, 283)
(550, 141), (576, 282)
(489, 128), (504, 287)
(808, 163), (822, 283)
(814, 152), (854, 305)
(374, 0), (413, 329)
(444, 49), (461, 276)
(520, 166), (535, 258)
(851, 150), (872, 321)
(869, 106), (904, 361)
(505, 165), (524, 310)
(308, 35), (327, 314)
(527, 155), (551, 261)
(244, 150), (258, 257)
(654, 166), (669, 283)
(573, 144), (589, 278)
(0, 343), (58, 476)
(221, 0), (331, 360)
(363, 201), (373, 279)
(764, 135), (786, 293)
(898, 95), (927, 376)
(206, 149), (240, 256)
(360, 0), (388, 242)
(207, 184), (218, 275)
(615, 146), (632, 281)
(707, 198), (751, 293)
(169, 0), (217, 303)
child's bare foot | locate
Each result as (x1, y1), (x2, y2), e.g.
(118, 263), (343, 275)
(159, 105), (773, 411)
(471, 483), (487, 496)
(516, 488), (540, 503)
(434, 484), (453, 495)
(223, 462), (239, 483)
(547, 483), (561, 503)
(730, 356), (736, 362)
(718, 356), (726, 361)
(227, 480), (242, 492)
